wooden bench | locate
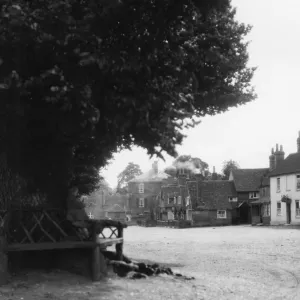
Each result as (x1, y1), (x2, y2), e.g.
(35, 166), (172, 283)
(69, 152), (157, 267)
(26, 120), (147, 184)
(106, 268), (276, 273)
(0, 208), (127, 281)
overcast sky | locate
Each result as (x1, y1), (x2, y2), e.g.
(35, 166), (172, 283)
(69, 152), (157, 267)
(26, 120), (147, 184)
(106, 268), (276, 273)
(102, 0), (300, 188)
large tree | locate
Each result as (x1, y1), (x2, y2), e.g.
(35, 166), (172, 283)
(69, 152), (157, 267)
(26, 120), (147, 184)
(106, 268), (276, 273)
(222, 159), (240, 180)
(117, 162), (142, 192)
(0, 0), (255, 204)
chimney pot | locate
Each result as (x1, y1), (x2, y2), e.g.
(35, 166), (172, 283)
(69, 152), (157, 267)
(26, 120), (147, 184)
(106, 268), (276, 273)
(271, 148), (274, 154)
(213, 166), (216, 173)
(280, 145), (283, 151)
(276, 144), (278, 151)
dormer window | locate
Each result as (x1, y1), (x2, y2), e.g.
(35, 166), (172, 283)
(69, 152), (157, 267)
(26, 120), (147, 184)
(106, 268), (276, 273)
(138, 183), (144, 194)
(249, 192), (259, 199)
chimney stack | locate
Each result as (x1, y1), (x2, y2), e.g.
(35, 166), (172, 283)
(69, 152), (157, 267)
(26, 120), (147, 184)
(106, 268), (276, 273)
(297, 131), (300, 153)
(152, 161), (158, 175)
(269, 148), (275, 171)
(274, 144), (285, 168)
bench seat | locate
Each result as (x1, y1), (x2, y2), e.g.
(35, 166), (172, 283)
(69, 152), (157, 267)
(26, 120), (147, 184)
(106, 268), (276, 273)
(7, 237), (123, 252)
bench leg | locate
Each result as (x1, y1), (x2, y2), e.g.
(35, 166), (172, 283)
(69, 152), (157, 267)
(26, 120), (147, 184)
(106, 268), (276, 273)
(116, 225), (123, 261)
(92, 246), (107, 281)
(0, 237), (8, 286)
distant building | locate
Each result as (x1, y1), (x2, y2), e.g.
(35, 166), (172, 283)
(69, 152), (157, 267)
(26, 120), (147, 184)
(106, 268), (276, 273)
(85, 191), (128, 221)
(157, 177), (190, 221)
(269, 132), (300, 225)
(229, 168), (269, 224)
(189, 180), (237, 226)
(128, 161), (170, 217)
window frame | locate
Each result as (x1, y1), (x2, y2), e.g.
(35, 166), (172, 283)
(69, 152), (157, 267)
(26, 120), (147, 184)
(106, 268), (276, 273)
(138, 183), (144, 194)
(286, 176), (290, 191)
(296, 200), (300, 217)
(139, 198), (145, 208)
(217, 210), (227, 219)
(277, 201), (282, 216)
(177, 196), (182, 205)
(249, 192), (259, 199)
(277, 178), (281, 192)
(296, 175), (300, 191)
(168, 197), (175, 205)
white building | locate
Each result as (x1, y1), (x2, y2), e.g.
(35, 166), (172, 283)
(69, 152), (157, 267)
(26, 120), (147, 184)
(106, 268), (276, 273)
(270, 132), (300, 225)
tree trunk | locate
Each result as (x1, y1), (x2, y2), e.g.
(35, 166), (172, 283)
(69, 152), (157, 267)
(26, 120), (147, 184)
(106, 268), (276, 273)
(0, 236), (8, 285)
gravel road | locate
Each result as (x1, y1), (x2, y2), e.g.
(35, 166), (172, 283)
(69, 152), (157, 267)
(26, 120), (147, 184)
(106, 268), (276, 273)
(1, 225), (300, 300)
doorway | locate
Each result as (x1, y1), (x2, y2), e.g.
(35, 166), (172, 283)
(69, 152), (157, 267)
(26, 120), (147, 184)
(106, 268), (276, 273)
(286, 202), (291, 224)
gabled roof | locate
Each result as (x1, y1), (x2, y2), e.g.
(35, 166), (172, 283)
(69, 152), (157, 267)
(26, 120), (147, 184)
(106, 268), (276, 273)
(231, 168), (269, 192)
(197, 180), (237, 210)
(106, 204), (126, 213)
(269, 152), (300, 177)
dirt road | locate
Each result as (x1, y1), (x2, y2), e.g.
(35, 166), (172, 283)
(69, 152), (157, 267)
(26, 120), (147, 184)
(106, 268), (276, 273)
(1, 226), (300, 300)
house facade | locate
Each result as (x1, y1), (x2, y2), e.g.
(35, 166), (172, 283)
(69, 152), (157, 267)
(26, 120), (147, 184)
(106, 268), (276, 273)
(128, 161), (169, 218)
(190, 180), (237, 226)
(157, 176), (191, 221)
(229, 168), (269, 224)
(270, 132), (300, 225)
(250, 175), (271, 225)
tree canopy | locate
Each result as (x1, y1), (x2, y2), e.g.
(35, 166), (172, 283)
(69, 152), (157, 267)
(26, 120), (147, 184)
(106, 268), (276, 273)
(0, 0), (255, 204)
(117, 162), (142, 191)
(222, 159), (240, 180)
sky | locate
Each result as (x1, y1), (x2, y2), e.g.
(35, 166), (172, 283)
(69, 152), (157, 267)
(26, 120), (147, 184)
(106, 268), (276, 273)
(102, 0), (300, 188)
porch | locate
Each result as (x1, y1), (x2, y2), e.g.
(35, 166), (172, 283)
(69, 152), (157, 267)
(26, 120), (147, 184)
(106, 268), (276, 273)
(250, 197), (271, 225)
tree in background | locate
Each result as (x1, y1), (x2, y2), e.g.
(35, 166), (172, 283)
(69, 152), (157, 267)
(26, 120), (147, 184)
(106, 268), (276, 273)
(222, 160), (240, 180)
(117, 162), (142, 193)
(0, 0), (255, 205)
(165, 155), (209, 176)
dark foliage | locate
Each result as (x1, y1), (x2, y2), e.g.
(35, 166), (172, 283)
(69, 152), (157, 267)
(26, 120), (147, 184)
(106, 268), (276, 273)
(0, 0), (255, 204)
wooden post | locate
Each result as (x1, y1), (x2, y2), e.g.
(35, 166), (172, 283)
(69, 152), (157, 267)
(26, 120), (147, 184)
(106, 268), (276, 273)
(91, 223), (101, 281)
(0, 236), (8, 286)
(116, 224), (123, 261)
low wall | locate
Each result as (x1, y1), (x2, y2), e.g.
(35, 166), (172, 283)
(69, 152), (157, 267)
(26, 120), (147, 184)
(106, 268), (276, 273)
(192, 210), (232, 227)
(156, 220), (192, 228)
(138, 220), (157, 227)
(251, 216), (261, 225)
(262, 216), (270, 225)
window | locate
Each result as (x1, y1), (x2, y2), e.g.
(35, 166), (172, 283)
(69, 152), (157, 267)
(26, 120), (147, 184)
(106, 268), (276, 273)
(296, 200), (300, 217)
(177, 196), (182, 205)
(286, 176), (290, 191)
(217, 210), (227, 219)
(138, 183), (144, 194)
(296, 175), (300, 191)
(264, 204), (270, 217)
(277, 178), (281, 192)
(228, 197), (237, 202)
(249, 192), (259, 199)
(139, 198), (144, 208)
(168, 197), (175, 205)
(277, 202), (281, 216)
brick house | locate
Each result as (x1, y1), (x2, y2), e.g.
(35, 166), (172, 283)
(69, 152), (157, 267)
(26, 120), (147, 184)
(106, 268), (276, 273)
(190, 180), (237, 226)
(229, 168), (269, 224)
(128, 161), (169, 218)
(157, 176), (191, 221)
(250, 175), (271, 225)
